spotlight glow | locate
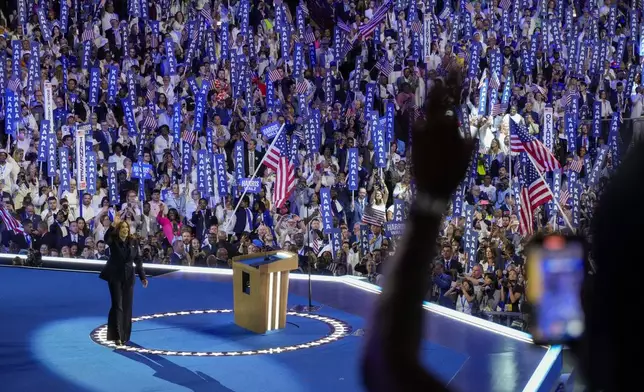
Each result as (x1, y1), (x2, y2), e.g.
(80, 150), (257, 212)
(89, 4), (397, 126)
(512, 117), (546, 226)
(90, 309), (351, 356)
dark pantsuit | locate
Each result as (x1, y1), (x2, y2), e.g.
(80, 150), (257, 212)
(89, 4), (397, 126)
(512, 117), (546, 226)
(99, 227), (147, 342)
(107, 278), (135, 342)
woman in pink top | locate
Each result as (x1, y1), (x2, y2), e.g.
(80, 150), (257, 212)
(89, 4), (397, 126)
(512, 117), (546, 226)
(157, 206), (183, 244)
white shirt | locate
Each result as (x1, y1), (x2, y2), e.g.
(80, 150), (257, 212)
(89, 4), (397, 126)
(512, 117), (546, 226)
(154, 135), (174, 162)
(456, 294), (474, 315)
(108, 153), (126, 171)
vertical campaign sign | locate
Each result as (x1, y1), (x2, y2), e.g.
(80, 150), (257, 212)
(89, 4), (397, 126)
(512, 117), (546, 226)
(330, 228), (342, 259)
(372, 112), (387, 168)
(214, 153), (228, 196)
(571, 182), (581, 228)
(592, 101), (601, 137)
(587, 145), (608, 187)
(197, 150), (208, 193)
(4, 89), (19, 135)
(423, 14), (432, 63)
(463, 205), (478, 272)
(46, 133), (57, 177)
(107, 162), (119, 205)
(59, 148), (71, 192)
(451, 182), (465, 218)
(75, 124), (89, 191)
(205, 153), (215, 196)
(86, 151), (97, 195)
(385, 199), (405, 236)
(88, 67), (100, 107)
(43, 82), (54, 133)
(548, 169), (562, 220)
(359, 224), (370, 258)
(234, 141), (245, 181)
(385, 101), (395, 146)
(107, 66), (118, 104)
(37, 120), (49, 162)
(182, 141), (192, 176)
(543, 107), (554, 152)
(319, 187), (334, 234)
(348, 148), (359, 191)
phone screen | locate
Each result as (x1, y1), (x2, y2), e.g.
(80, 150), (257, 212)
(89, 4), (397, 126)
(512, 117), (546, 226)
(527, 236), (585, 344)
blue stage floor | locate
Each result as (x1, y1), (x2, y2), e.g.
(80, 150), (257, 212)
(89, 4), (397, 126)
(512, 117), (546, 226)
(0, 265), (561, 392)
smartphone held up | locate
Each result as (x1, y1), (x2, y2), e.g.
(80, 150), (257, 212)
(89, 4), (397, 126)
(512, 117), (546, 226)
(526, 235), (587, 345)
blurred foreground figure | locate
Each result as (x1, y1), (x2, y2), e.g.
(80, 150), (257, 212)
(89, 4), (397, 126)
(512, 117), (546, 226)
(361, 70), (641, 391)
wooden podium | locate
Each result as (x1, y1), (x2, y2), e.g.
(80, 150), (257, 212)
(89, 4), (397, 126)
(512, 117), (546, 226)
(232, 251), (298, 334)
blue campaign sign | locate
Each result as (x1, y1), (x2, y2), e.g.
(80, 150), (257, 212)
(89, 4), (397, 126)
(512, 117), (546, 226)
(240, 178), (262, 193)
(261, 122), (281, 140)
(132, 162), (153, 180)
(385, 221), (405, 236)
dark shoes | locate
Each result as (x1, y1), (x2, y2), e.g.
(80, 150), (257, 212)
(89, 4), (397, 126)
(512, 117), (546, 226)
(114, 339), (123, 346)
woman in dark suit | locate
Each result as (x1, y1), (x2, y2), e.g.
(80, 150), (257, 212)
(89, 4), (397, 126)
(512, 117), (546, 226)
(99, 214), (149, 345)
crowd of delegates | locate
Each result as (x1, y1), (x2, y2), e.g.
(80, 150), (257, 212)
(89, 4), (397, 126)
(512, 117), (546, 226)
(0, 0), (631, 323)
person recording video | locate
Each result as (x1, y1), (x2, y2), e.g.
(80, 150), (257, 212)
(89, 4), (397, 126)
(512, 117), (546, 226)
(361, 71), (637, 391)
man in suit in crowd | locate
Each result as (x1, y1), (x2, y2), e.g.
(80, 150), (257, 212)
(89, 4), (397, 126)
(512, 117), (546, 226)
(437, 243), (463, 274)
(233, 197), (253, 237)
(245, 140), (265, 177)
(350, 187), (369, 228)
(360, 141), (376, 172)
(191, 198), (216, 242)
(170, 240), (188, 265)
(59, 220), (86, 252)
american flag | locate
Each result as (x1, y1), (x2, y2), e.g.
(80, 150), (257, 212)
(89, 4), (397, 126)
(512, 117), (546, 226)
(263, 132), (295, 208)
(327, 261), (340, 274)
(182, 130), (197, 145)
(438, 4), (451, 20)
(0, 206), (24, 234)
(410, 20), (422, 34)
(300, 1), (309, 16)
(562, 90), (579, 107)
(564, 158), (584, 173)
(531, 84), (547, 96)
(518, 155), (553, 236)
(510, 120), (561, 172)
(358, 0), (393, 37)
(200, 4), (214, 27)
(337, 19), (352, 33)
(143, 114), (158, 130)
(409, 101), (423, 122)
(146, 84), (156, 103)
(499, 0), (512, 10)
(375, 57), (393, 76)
(362, 205), (386, 226)
(295, 79), (309, 95)
(491, 103), (508, 117)
(338, 39), (355, 60)
(312, 237), (322, 254)
(7, 76), (21, 92)
(268, 68), (283, 82)
(241, 131), (251, 143)
(304, 28), (316, 44)
(489, 73), (500, 90)
(559, 189), (570, 206)
(82, 27), (96, 42)
(477, 71), (487, 89)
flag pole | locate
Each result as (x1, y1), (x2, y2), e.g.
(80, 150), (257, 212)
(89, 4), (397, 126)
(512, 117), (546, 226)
(226, 123), (287, 225)
(525, 154), (575, 233)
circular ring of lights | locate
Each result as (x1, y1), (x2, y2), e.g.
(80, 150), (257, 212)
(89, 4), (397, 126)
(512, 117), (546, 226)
(90, 309), (352, 356)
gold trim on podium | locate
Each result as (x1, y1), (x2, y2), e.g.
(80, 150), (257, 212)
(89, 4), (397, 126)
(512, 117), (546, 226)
(232, 251), (298, 334)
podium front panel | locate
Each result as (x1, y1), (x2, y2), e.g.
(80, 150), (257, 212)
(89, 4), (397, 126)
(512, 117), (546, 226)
(232, 252), (297, 334)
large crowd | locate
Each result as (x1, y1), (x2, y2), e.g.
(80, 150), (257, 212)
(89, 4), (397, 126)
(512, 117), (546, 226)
(0, 0), (632, 326)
